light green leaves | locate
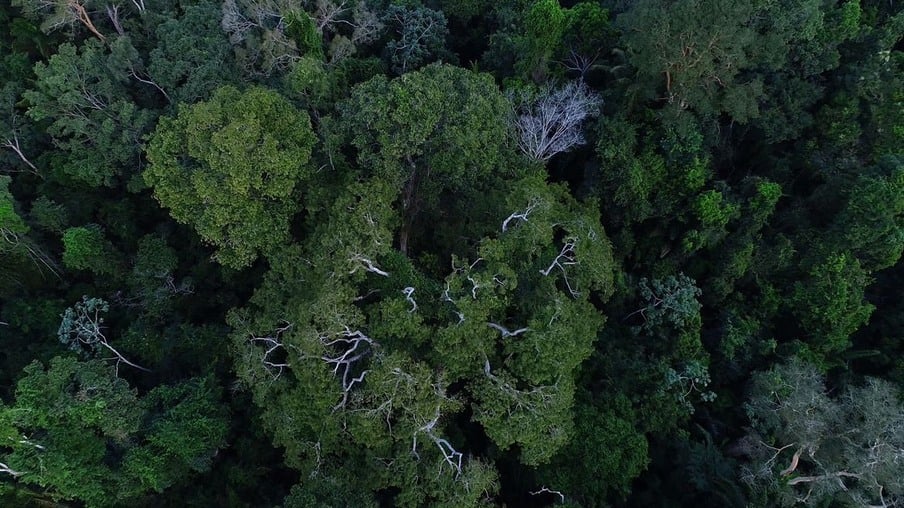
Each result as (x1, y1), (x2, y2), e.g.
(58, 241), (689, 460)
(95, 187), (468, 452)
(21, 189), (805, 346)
(144, 85), (316, 268)
(0, 357), (228, 506)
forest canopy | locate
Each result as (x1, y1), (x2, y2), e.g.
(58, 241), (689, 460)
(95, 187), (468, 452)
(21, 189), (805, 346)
(0, 0), (902, 507)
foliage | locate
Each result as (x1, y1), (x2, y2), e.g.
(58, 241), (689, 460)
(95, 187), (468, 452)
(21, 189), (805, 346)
(144, 85), (316, 268)
(61, 226), (120, 275)
(743, 359), (904, 506)
(24, 39), (154, 187)
(0, 357), (229, 506)
(0, 1), (901, 506)
(383, 5), (449, 74)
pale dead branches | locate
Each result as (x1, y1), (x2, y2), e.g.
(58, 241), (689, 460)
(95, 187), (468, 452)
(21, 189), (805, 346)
(248, 321), (294, 380)
(318, 326), (376, 409)
(512, 81), (602, 163)
(539, 238), (580, 297)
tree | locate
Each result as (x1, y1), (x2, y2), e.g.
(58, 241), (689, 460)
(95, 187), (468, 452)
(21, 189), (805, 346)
(58, 296), (149, 374)
(12, 0), (106, 40)
(228, 161), (616, 500)
(631, 273), (702, 332)
(0, 357), (228, 506)
(511, 80), (602, 163)
(221, 0), (299, 76)
(148, 1), (239, 105)
(144, 85), (316, 268)
(538, 395), (650, 505)
(742, 360), (904, 507)
(829, 156), (904, 273)
(0, 175), (58, 283)
(558, 2), (613, 79)
(24, 38), (154, 187)
(383, 4), (449, 74)
(309, 0), (384, 63)
(618, 0), (761, 118)
(0, 83), (41, 177)
(517, 0), (566, 81)
(328, 64), (521, 255)
(790, 252), (874, 367)
(61, 225), (122, 275)
(0, 176), (28, 251)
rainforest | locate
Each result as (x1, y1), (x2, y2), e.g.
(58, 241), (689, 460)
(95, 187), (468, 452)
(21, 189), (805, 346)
(0, 0), (902, 506)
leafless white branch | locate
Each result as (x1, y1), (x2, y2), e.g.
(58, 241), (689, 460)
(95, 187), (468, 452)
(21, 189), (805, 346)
(561, 48), (601, 78)
(248, 321), (294, 380)
(129, 66), (172, 103)
(319, 327), (376, 409)
(62, 302), (149, 374)
(2, 136), (40, 177)
(539, 238), (580, 297)
(105, 4), (125, 35)
(530, 486), (566, 503)
(0, 462), (24, 477)
(486, 322), (529, 338)
(412, 404), (462, 476)
(349, 254), (389, 277)
(501, 198), (541, 232)
(402, 286), (417, 313)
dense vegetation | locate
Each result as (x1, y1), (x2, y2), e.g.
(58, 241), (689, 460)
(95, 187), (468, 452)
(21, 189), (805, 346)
(0, 0), (901, 506)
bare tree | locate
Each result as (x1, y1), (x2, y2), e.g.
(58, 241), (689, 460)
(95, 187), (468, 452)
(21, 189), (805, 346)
(221, 0), (301, 75)
(2, 88), (41, 178)
(512, 81), (602, 163)
(349, 0), (382, 45)
(1, 227), (61, 278)
(742, 360), (904, 507)
(561, 48), (601, 79)
(313, 0), (350, 32)
(1, 137), (39, 177)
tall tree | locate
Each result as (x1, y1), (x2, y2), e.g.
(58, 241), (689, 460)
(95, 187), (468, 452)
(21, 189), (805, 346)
(0, 357), (229, 507)
(144, 85), (316, 268)
(742, 360), (904, 507)
(24, 38), (154, 187)
(326, 63), (521, 257)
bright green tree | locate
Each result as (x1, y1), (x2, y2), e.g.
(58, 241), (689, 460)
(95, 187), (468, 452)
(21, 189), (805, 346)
(144, 85), (316, 268)
(61, 225), (121, 275)
(0, 357), (229, 507)
(790, 252), (874, 367)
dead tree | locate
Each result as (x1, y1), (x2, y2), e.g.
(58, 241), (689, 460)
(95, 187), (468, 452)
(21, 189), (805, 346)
(19, 0), (107, 40)
(512, 81), (602, 163)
